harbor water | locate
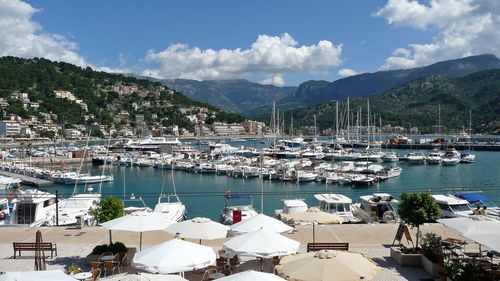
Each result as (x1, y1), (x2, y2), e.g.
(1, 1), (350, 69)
(41, 139), (500, 221)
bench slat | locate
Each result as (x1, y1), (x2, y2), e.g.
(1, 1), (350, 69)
(307, 242), (349, 252)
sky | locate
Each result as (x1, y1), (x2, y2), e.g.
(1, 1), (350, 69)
(1, 0), (499, 86)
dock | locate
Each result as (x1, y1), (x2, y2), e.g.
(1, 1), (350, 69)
(0, 170), (53, 187)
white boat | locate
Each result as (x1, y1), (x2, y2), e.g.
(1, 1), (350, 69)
(460, 152), (475, 163)
(376, 167), (402, 180)
(381, 152), (399, 162)
(426, 150), (443, 164)
(296, 171), (317, 183)
(56, 193), (101, 226)
(219, 193), (258, 225)
(64, 174), (114, 185)
(153, 194), (186, 222)
(127, 136), (182, 148)
(455, 191), (499, 218)
(442, 148), (461, 166)
(432, 194), (473, 218)
(350, 174), (376, 186)
(406, 152), (426, 164)
(314, 193), (359, 223)
(9, 189), (57, 226)
(274, 199), (308, 220)
(352, 193), (399, 223)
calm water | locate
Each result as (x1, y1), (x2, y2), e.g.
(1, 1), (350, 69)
(44, 140), (500, 221)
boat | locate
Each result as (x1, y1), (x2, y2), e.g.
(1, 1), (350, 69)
(431, 194), (473, 218)
(56, 193), (101, 226)
(405, 152), (426, 164)
(381, 152), (399, 162)
(64, 174), (114, 185)
(426, 150), (443, 165)
(296, 171), (317, 183)
(219, 193), (258, 225)
(460, 152), (475, 163)
(455, 191), (499, 218)
(350, 174), (376, 186)
(352, 193), (399, 223)
(274, 199), (308, 220)
(441, 148), (461, 166)
(314, 193), (359, 223)
(153, 193), (186, 222)
(8, 188), (57, 226)
(375, 167), (402, 180)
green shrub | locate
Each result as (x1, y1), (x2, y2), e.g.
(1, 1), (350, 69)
(445, 258), (489, 281)
(420, 232), (444, 263)
(91, 244), (109, 255)
(89, 196), (125, 224)
(109, 242), (127, 254)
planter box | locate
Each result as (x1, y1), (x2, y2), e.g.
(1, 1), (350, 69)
(390, 247), (421, 267)
(421, 255), (443, 278)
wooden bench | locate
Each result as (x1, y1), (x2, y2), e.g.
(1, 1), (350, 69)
(13, 242), (57, 259)
(307, 242), (349, 252)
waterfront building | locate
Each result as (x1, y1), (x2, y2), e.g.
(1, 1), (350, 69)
(0, 120), (21, 136)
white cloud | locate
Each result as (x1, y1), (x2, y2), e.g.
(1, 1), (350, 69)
(142, 33), (343, 84)
(0, 0), (87, 66)
(376, 0), (500, 70)
(260, 74), (285, 86)
(338, 68), (361, 78)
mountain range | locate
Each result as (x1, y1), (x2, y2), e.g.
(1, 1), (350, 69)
(162, 54), (500, 117)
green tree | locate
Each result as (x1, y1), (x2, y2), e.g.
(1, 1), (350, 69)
(398, 193), (442, 247)
(90, 196), (124, 224)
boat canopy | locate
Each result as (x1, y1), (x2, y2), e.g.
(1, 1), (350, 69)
(225, 194), (252, 200)
(456, 192), (489, 203)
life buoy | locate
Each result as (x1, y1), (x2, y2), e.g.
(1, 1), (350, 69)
(7, 192), (14, 201)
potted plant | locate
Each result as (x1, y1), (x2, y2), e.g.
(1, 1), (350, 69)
(66, 262), (81, 275)
(86, 244), (109, 262)
(444, 258), (488, 281)
(390, 192), (441, 266)
(420, 232), (444, 277)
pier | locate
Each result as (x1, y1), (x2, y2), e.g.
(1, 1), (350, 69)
(0, 170), (52, 187)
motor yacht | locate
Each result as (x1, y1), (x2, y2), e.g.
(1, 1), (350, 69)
(56, 193), (101, 226)
(153, 193), (186, 222)
(381, 152), (399, 162)
(455, 191), (499, 218)
(314, 193), (359, 223)
(406, 152), (426, 164)
(219, 193), (258, 225)
(352, 193), (399, 223)
(64, 174), (114, 185)
(426, 150), (443, 165)
(432, 194), (473, 218)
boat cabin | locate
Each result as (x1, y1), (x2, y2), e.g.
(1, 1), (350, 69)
(357, 193), (398, 223)
(432, 194), (472, 218)
(314, 193), (358, 223)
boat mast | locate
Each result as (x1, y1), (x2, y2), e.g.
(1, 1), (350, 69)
(272, 101), (276, 147)
(335, 101), (339, 141)
(346, 98), (350, 142)
(367, 99), (370, 146)
(98, 130), (113, 194)
(313, 114), (317, 140)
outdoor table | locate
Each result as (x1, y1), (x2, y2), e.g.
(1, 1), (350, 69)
(73, 272), (92, 281)
(442, 237), (467, 257)
(208, 272), (225, 280)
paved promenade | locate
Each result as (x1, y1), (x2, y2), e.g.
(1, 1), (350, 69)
(0, 223), (476, 280)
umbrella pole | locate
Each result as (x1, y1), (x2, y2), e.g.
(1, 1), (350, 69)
(260, 257), (264, 272)
(312, 223), (315, 244)
(109, 230), (112, 244)
(199, 239), (202, 245)
(140, 232), (143, 251)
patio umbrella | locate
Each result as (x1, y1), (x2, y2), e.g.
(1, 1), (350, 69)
(0, 270), (77, 281)
(101, 212), (175, 250)
(230, 214), (293, 234)
(438, 217), (500, 252)
(281, 208), (344, 225)
(275, 250), (379, 281)
(216, 270), (286, 281)
(132, 238), (216, 274)
(165, 217), (229, 243)
(34, 230), (46, 271)
(105, 272), (188, 281)
(223, 228), (300, 258)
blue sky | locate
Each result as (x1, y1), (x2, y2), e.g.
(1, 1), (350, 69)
(2, 0), (498, 86)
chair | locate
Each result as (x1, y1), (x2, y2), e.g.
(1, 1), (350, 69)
(98, 252), (114, 262)
(229, 256), (240, 273)
(272, 256), (280, 266)
(221, 265), (231, 276)
(119, 253), (128, 269)
(103, 260), (119, 276)
(216, 257), (227, 270)
(89, 268), (100, 281)
(90, 261), (101, 270)
(218, 249), (226, 257)
(201, 268), (217, 281)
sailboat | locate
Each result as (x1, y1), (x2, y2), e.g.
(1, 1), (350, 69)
(152, 168), (186, 222)
(460, 109), (475, 163)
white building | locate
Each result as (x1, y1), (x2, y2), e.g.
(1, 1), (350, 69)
(0, 121), (21, 136)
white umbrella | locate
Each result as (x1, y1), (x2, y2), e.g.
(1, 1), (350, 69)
(223, 228), (300, 258)
(165, 217), (230, 242)
(276, 250), (380, 281)
(281, 208), (344, 225)
(132, 238), (216, 274)
(104, 272), (188, 281)
(230, 214), (293, 234)
(101, 212), (175, 250)
(216, 270), (286, 281)
(0, 270), (77, 281)
(438, 217), (500, 252)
